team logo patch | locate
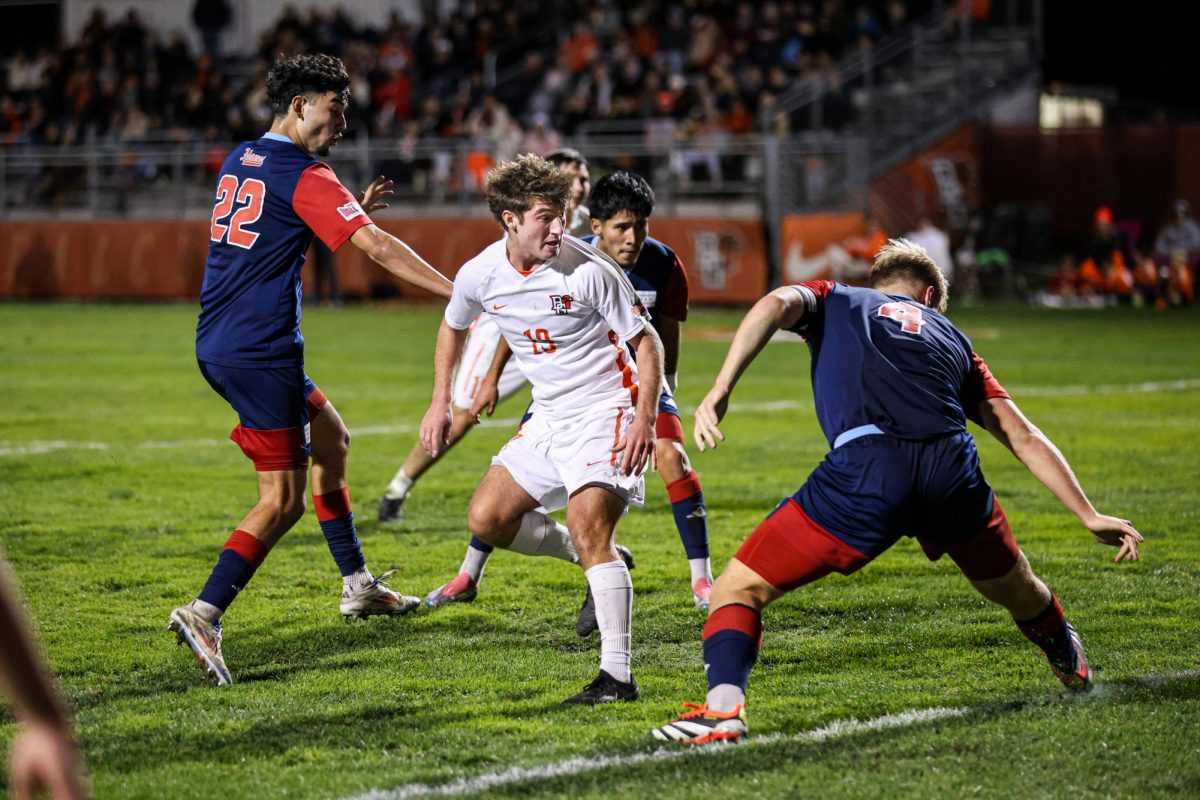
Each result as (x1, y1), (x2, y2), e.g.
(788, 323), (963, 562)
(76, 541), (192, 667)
(337, 201), (364, 221)
(636, 289), (657, 310)
(549, 294), (572, 315)
(239, 147), (266, 167)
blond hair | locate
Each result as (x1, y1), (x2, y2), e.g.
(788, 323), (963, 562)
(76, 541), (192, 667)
(870, 238), (949, 312)
(485, 154), (572, 230)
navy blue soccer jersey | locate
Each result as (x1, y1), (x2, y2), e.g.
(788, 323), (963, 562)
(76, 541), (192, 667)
(787, 281), (1008, 447)
(196, 133), (372, 367)
(583, 234), (689, 328)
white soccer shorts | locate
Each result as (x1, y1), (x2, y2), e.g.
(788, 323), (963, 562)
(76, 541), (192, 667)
(452, 317), (526, 411)
(491, 405), (646, 512)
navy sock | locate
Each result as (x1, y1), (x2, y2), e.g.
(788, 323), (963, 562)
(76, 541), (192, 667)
(667, 472), (709, 559)
(702, 604), (762, 692)
(1016, 594), (1074, 667)
(197, 530), (267, 613)
(314, 487), (365, 577)
(469, 535), (495, 554)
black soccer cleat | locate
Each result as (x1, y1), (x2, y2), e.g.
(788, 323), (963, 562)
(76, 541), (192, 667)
(563, 669), (640, 706)
(377, 493), (407, 525)
(575, 545), (636, 637)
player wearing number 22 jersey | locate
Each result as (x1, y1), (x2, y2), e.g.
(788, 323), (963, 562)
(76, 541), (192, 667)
(170, 54), (454, 688)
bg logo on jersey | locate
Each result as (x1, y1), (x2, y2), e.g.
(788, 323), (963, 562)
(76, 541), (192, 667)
(549, 294), (572, 315)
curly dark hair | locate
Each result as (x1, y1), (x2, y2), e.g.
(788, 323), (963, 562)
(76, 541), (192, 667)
(587, 170), (656, 222)
(265, 53), (351, 117)
(485, 154), (572, 228)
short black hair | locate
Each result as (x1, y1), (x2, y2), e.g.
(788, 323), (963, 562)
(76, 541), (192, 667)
(266, 53), (351, 117)
(544, 148), (588, 170)
(588, 170), (655, 222)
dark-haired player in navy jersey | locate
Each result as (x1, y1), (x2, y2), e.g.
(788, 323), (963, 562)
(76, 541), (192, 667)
(423, 171), (714, 625)
(169, 53), (454, 686)
(652, 238), (1143, 744)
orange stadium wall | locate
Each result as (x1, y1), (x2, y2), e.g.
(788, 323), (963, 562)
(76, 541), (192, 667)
(0, 217), (767, 303)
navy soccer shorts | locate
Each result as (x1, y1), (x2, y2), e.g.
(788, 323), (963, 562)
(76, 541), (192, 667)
(197, 360), (328, 471)
(737, 431), (1021, 590)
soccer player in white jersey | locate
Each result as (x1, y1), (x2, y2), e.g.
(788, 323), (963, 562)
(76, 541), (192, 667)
(376, 149), (592, 525)
(419, 154), (664, 705)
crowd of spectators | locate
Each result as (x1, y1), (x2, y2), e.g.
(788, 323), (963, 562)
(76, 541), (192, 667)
(1035, 202), (1197, 309)
(1, 0), (935, 154)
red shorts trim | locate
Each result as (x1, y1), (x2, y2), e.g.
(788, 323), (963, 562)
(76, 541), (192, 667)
(918, 496), (1020, 581)
(656, 412), (684, 441)
(312, 486), (352, 522)
(307, 385), (328, 418)
(666, 471), (703, 503)
(736, 498), (871, 591)
(229, 424), (309, 472)
(224, 529), (268, 569)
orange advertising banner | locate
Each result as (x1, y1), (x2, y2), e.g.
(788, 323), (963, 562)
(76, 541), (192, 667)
(1, 217), (768, 304)
(778, 212), (866, 283)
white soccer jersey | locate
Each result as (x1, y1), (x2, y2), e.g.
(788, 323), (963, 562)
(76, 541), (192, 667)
(445, 235), (648, 422)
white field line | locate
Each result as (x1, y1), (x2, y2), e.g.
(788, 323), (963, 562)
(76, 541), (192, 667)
(342, 669), (1200, 800)
(2, 378), (1198, 459)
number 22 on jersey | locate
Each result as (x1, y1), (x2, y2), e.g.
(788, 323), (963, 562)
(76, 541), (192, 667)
(210, 175), (265, 249)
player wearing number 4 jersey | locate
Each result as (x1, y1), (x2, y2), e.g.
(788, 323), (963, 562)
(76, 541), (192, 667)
(652, 238), (1143, 744)
(170, 54), (454, 687)
(420, 155), (664, 705)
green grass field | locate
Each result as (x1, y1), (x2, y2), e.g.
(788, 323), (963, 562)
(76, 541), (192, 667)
(1, 301), (1198, 799)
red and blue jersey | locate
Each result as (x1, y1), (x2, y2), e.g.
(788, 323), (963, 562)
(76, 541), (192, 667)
(196, 133), (372, 367)
(787, 281), (1008, 447)
(583, 234), (689, 327)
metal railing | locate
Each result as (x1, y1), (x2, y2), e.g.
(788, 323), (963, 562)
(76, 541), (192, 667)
(0, 132), (870, 221)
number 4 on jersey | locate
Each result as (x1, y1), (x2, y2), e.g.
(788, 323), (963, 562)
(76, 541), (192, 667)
(878, 302), (926, 334)
(210, 175), (266, 249)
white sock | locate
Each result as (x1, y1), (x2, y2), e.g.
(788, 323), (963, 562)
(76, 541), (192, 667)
(705, 683), (745, 713)
(689, 557), (713, 585)
(586, 559), (633, 683)
(459, 543), (492, 581)
(192, 599), (222, 623)
(343, 566), (374, 591)
(507, 511), (578, 563)
(385, 470), (414, 500)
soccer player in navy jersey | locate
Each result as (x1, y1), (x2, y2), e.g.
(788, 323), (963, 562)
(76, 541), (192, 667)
(652, 239), (1143, 744)
(169, 53), (454, 687)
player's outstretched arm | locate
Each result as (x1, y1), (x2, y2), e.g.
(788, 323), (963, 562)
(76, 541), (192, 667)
(613, 327), (664, 475)
(0, 559), (86, 800)
(695, 288), (808, 452)
(350, 224), (454, 299)
(976, 396), (1143, 562)
(359, 175), (395, 213)
(420, 321), (469, 456)
(469, 337), (513, 419)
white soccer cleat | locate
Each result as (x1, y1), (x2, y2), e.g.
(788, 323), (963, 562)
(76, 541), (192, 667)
(692, 577), (713, 612)
(169, 603), (232, 687)
(651, 702), (748, 745)
(340, 569), (421, 620)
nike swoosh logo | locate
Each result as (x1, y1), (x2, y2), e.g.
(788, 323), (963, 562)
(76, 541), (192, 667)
(586, 459), (609, 467)
(493, 304), (508, 310)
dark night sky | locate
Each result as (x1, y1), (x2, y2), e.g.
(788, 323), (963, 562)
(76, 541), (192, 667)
(1042, 6), (1199, 112)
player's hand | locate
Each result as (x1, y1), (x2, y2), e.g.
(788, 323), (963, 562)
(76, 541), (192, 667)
(7, 721), (87, 800)
(613, 417), (655, 476)
(693, 386), (730, 452)
(1084, 513), (1143, 563)
(469, 380), (500, 418)
(419, 401), (452, 456)
(360, 175), (394, 213)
